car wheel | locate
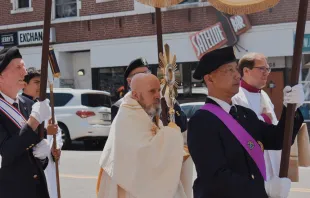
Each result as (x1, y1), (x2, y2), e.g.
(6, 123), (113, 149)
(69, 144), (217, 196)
(58, 123), (72, 150)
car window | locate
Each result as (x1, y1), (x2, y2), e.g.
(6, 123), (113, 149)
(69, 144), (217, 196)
(193, 104), (203, 113)
(81, 93), (111, 108)
(46, 93), (73, 107)
(177, 94), (206, 104)
(181, 104), (203, 119)
(181, 105), (193, 118)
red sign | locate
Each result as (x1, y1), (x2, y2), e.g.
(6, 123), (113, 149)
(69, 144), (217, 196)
(190, 22), (228, 60)
(230, 15), (252, 35)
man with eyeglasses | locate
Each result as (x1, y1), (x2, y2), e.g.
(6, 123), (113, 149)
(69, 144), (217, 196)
(188, 47), (304, 198)
(232, 53), (285, 183)
(0, 46), (52, 198)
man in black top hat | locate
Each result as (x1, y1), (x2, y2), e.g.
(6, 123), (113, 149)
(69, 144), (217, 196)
(187, 46), (304, 198)
(0, 46), (52, 198)
(111, 57), (187, 133)
(111, 58), (151, 121)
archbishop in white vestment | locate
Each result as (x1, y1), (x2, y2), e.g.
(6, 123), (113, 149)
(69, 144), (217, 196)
(232, 84), (280, 181)
(97, 73), (188, 198)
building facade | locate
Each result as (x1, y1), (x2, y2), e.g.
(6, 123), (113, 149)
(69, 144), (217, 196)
(1, 0), (310, 122)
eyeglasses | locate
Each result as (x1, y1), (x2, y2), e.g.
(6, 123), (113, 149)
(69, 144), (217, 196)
(253, 66), (271, 73)
(128, 70), (152, 78)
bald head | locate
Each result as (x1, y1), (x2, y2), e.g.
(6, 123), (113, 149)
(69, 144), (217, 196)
(131, 73), (159, 91)
(131, 73), (161, 117)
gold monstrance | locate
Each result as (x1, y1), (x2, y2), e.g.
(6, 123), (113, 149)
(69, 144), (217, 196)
(159, 44), (179, 123)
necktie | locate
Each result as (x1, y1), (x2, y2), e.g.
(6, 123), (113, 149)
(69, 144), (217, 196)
(229, 106), (238, 119)
(12, 102), (19, 110)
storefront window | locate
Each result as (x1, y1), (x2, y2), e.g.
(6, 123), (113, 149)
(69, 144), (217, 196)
(93, 62), (207, 104)
(300, 55), (310, 121)
(98, 67), (126, 102)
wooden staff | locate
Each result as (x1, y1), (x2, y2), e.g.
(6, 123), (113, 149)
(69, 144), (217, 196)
(155, 8), (169, 126)
(49, 82), (61, 198)
(38, 0), (52, 139)
(279, 0), (308, 178)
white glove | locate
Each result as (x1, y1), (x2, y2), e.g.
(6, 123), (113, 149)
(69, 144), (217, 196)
(283, 84), (304, 110)
(265, 176), (291, 198)
(32, 139), (50, 159)
(30, 99), (51, 124)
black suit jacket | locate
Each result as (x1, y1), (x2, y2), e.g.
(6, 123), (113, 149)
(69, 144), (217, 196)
(0, 94), (50, 198)
(187, 98), (304, 198)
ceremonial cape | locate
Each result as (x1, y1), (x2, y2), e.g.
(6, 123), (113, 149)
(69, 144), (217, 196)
(98, 92), (186, 198)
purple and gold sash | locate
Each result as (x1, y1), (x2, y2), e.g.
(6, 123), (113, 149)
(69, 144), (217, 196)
(201, 103), (266, 181)
(0, 98), (26, 129)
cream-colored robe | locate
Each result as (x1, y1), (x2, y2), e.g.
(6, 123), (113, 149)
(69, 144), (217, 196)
(232, 87), (281, 181)
(98, 92), (188, 198)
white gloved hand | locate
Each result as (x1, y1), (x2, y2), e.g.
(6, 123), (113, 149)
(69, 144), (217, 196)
(32, 139), (50, 159)
(30, 99), (51, 124)
(265, 176), (291, 198)
(283, 84), (304, 110)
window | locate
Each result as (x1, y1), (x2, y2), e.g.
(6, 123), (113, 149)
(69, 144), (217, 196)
(18, 0), (30, 8)
(11, 0), (33, 14)
(81, 94), (111, 108)
(177, 93), (206, 104)
(46, 93), (74, 107)
(55, 0), (77, 19)
(300, 55), (310, 121)
(97, 67), (126, 103)
(180, 104), (203, 119)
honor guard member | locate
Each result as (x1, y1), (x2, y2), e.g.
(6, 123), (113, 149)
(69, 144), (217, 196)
(111, 57), (187, 132)
(23, 68), (63, 198)
(0, 47), (52, 198)
(111, 58), (150, 122)
(187, 46), (304, 198)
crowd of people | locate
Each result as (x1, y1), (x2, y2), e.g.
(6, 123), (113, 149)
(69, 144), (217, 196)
(0, 45), (307, 198)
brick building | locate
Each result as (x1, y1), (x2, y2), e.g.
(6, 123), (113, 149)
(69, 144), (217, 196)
(1, 0), (310, 122)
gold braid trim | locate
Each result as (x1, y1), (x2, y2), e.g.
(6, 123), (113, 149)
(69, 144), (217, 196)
(121, 104), (143, 110)
(135, 0), (183, 8)
(96, 168), (104, 196)
(183, 145), (190, 162)
(208, 0), (280, 15)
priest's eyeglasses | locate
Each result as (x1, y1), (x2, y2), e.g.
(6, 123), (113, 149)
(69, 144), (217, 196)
(253, 66), (271, 73)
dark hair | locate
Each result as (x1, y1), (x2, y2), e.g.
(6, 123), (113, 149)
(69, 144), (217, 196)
(24, 67), (41, 84)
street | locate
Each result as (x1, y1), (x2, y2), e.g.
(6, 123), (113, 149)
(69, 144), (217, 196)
(58, 144), (310, 198)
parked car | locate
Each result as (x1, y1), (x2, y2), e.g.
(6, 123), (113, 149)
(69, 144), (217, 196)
(46, 88), (112, 149)
(180, 102), (204, 120)
(176, 87), (208, 104)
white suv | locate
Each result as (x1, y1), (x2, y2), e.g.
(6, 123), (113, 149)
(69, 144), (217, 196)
(46, 88), (111, 149)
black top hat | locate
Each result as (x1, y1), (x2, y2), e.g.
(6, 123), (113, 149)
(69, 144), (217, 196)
(124, 57), (149, 91)
(0, 46), (22, 73)
(193, 46), (237, 80)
